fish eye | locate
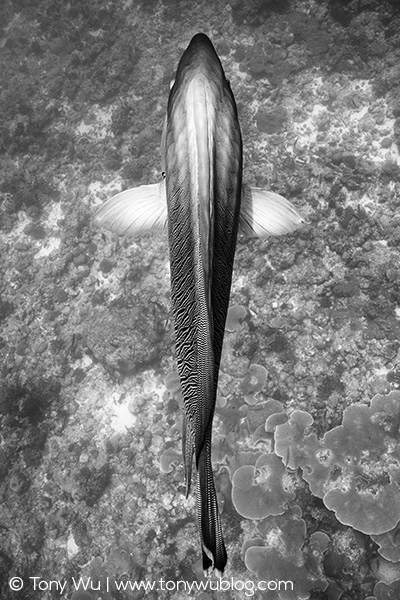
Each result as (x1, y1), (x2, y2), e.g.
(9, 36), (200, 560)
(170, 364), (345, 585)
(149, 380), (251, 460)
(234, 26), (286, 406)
(169, 79), (175, 90)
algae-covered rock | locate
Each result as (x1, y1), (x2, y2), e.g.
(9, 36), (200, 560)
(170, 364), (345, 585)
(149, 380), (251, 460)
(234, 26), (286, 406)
(83, 304), (166, 377)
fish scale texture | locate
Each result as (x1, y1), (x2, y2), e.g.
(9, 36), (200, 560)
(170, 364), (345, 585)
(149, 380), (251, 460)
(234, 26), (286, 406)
(165, 33), (242, 573)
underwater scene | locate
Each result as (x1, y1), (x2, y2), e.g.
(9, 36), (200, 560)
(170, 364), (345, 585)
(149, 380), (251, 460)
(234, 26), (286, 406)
(1, 0), (400, 599)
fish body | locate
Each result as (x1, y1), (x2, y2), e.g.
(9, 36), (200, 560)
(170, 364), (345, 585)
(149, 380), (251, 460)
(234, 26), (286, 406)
(95, 33), (305, 575)
(164, 33), (241, 573)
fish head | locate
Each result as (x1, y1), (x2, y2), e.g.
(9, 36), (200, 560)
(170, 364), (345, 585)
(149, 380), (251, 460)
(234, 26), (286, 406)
(164, 32), (242, 203)
(167, 33), (238, 124)
(169, 33), (231, 98)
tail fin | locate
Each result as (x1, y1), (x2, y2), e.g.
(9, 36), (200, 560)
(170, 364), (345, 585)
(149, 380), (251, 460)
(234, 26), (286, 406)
(182, 413), (194, 497)
(197, 430), (227, 575)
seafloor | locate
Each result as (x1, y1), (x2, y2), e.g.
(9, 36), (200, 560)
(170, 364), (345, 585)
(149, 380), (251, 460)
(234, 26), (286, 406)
(1, 0), (400, 599)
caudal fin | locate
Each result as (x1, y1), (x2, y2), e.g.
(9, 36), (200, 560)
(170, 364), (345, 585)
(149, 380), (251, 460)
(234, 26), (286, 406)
(197, 434), (227, 575)
(182, 413), (194, 497)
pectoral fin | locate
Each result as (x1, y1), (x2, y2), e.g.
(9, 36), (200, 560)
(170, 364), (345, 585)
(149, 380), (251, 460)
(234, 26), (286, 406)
(240, 185), (305, 238)
(94, 180), (167, 237)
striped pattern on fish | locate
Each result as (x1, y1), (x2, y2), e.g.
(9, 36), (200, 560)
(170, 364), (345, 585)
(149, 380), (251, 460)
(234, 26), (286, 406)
(94, 32), (306, 577)
(164, 34), (242, 573)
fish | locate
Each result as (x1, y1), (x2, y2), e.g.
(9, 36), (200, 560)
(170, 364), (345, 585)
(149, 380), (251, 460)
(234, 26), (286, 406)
(94, 32), (305, 575)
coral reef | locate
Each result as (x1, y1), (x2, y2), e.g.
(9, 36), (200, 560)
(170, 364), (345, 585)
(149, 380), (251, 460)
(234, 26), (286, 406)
(232, 453), (294, 519)
(274, 392), (400, 535)
(1, 0), (400, 598)
(244, 510), (328, 599)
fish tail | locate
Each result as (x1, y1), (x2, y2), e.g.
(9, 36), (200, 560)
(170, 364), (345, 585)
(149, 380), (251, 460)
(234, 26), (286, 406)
(182, 413), (194, 497)
(196, 428), (227, 575)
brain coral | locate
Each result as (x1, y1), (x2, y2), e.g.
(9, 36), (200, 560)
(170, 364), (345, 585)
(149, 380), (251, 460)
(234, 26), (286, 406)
(245, 546), (328, 600)
(231, 453), (295, 519)
(244, 510), (328, 599)
(159, 447), (181, 473)
(274, 391), (400, 535)
(225, 304), (247, 332)
(371, 556), (400, 585)
(371, 522), (400, 562)
(372, 579), (400, 600)
(240, 364), (268, 405)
